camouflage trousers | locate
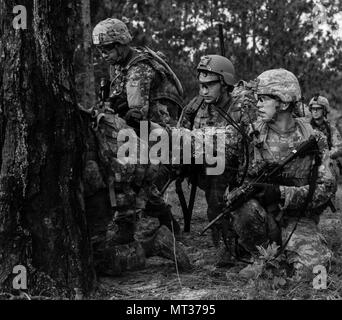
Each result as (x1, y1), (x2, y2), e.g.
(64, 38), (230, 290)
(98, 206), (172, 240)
(282, 218), (332, 271)
(232, 199), (332, 271)
(85, 185), (176, 276)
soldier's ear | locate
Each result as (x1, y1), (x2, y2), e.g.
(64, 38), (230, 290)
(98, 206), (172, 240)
(279, 101), (291, 112)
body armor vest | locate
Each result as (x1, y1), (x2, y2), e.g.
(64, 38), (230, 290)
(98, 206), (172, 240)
(253, 118), (316, 187)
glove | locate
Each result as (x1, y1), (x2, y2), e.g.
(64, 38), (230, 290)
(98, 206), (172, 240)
(125, 109), (144, 128)
(251, 183), (281, 207)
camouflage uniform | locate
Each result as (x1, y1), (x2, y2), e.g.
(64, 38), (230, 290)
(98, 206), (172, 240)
(108, 47), (184, 126)
(82, 110), (189, 275)
(230, 69), (337, 273)
(84, 18), (188, 274)
(167, 57), (255, 252)
(179, 93), (247, 227)
(309, 95), (342, 179)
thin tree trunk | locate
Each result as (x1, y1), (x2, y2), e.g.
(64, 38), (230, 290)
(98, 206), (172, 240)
(0, 0), (95, 296)
(82, 0), (95, 109)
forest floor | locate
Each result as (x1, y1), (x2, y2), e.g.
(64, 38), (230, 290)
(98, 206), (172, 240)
(92, 182), (342, 300)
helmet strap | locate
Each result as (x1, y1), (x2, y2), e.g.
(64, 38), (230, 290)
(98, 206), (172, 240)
(115, 44), (131, 64)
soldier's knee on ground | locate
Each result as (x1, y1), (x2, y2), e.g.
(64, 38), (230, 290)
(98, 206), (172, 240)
(145, 201), (181, 235)
(141, 225), (191, 271)
(96, 241), (146, 276)
(282, 218), (332, 274)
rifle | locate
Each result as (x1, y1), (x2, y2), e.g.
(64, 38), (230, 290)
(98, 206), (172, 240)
(218, 23), (226, 57)
(200, 135), (320, 235)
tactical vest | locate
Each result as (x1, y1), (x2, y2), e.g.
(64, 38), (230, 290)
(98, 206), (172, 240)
(253, 118), (317, 187)
(178, 96), (204, 129)
(109, 47), (184, 118)
(179, 95), (235, 129)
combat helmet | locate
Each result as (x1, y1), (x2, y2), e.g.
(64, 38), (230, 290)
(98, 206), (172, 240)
(197, 55), (235, 86)
(309, 94), (329, 117)
(256, 68), (301, 110)
(92, 18), (132, 46)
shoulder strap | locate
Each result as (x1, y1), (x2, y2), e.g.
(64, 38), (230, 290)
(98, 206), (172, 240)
(178, 96), (204, 128)
(295, 118), (315, 139)
(323, 120), (333, 150)
(125, 47), (184, 98)
(125, 48), (150, 70)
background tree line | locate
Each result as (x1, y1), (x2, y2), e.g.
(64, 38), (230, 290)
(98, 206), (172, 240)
(75, 0), (342, 107)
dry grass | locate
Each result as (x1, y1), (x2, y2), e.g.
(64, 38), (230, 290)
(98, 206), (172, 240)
(92, 182), (342, 300)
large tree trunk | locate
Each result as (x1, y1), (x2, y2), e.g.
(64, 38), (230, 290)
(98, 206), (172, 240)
(0, 0), (95, 296)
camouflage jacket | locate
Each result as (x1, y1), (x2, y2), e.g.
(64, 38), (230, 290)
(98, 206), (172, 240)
(310, 119), (342, 159)
(178, 94), (243, 130)
(177, 93), (250, 183)
(250, 118), (336, 215)
(109, 47), (183, 126)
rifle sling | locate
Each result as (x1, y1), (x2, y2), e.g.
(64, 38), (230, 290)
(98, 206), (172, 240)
(277, 147), (321, 256)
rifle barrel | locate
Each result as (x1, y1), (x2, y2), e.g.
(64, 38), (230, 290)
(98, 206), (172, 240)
(200, 211), (225, 235)
(218, 24), (226, 57)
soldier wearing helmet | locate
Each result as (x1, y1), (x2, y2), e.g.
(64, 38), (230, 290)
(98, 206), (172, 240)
(224, 69), (336, 277)
(92, 18), (184, 126)
(309, 94), (342, 179)
(175, 55), (256, 267)
(87, 19), (185, 249)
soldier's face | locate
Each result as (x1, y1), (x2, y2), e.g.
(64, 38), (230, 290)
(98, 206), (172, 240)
(311, 104), (324, 120)
(256, 95), (279, 121)
(199, 81), (223, 104)
(97, 43), (120, 64)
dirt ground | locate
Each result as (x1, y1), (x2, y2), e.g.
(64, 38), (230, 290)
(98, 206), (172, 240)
(92, 182), (342, 300)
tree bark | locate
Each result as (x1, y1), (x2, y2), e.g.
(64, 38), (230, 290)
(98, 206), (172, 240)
(81, 0), (95, 109)
(0, 0), (95, 296)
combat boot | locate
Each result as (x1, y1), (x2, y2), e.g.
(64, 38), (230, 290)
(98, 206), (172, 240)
(215, 245), (236, 268)
(98, 241), (146, 276)
(142, 225), (191, 271)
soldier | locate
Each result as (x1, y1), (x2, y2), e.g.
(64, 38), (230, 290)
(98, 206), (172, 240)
(309, 94), (342, 178)
(177, 55), (255, 266)
(81, 18), (190, 276)
(225, 69), (336, 276)
(92, 18), (184, 127)
(81, 104), (191, 276)
(91, 18), (184, 242)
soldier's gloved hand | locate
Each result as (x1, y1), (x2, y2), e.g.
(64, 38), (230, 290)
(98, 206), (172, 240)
(251, 183), (281, 207)
(125, 109), (144, 128)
